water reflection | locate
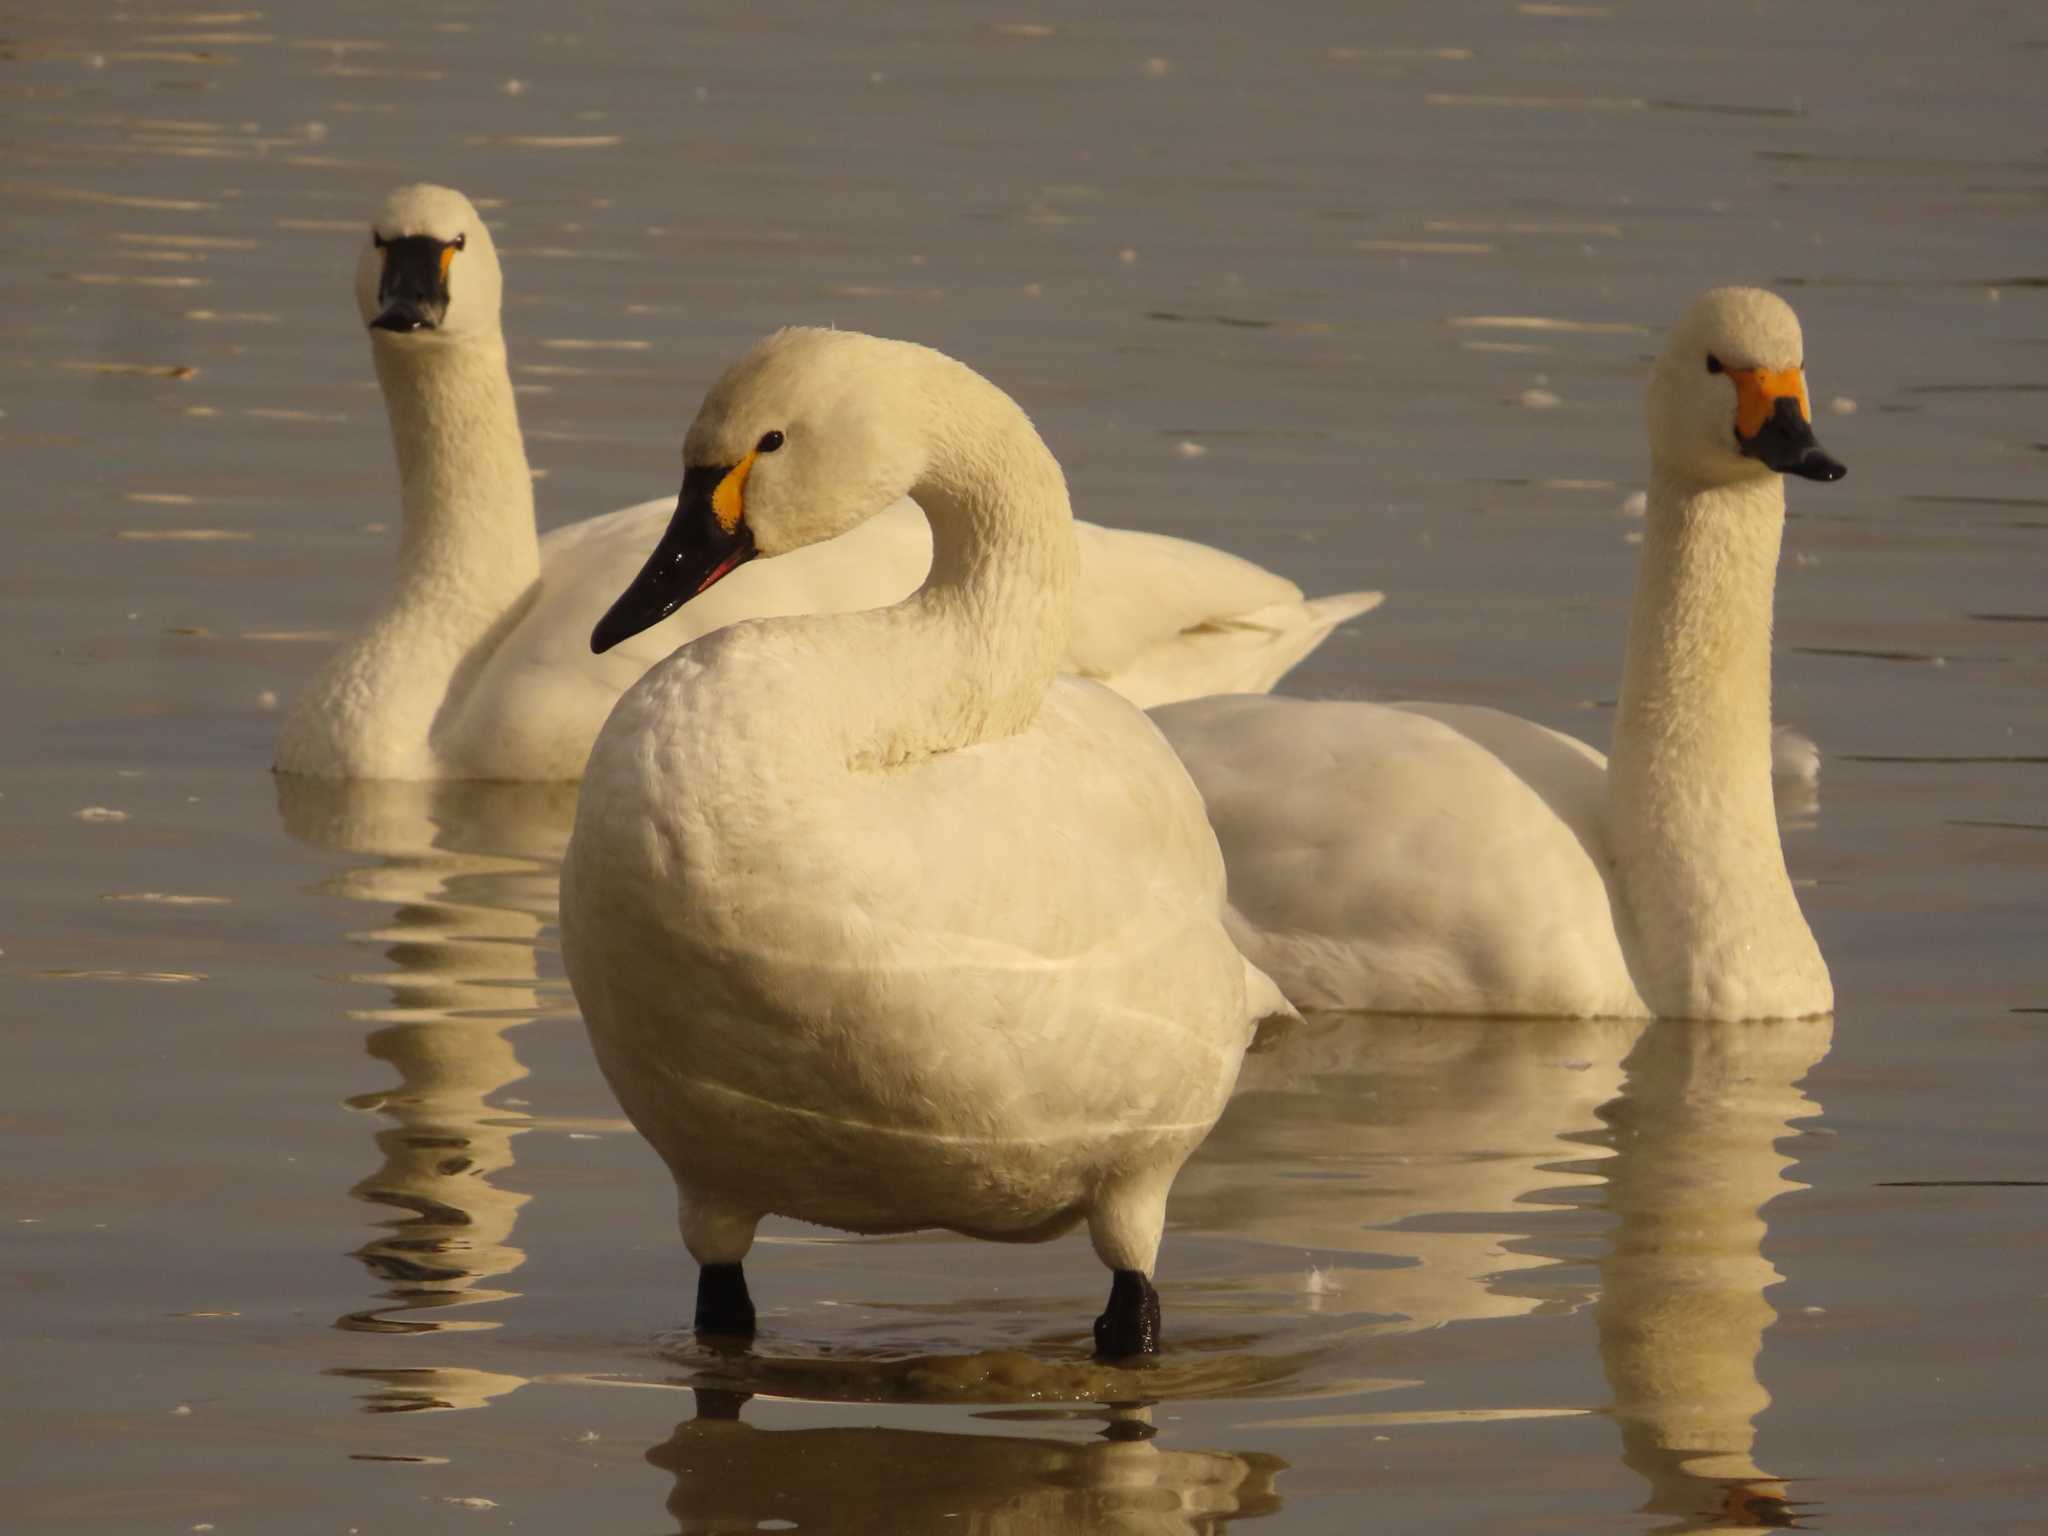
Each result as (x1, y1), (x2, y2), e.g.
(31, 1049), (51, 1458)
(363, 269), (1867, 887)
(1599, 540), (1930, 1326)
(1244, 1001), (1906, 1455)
(1177, 1014), (1643, 1333)
(325, 1364), (534, 1416)
(276, 779), (573, 1392)
(650, 1392), (1283, 1535)
(1596, 1018), (1833, 1532)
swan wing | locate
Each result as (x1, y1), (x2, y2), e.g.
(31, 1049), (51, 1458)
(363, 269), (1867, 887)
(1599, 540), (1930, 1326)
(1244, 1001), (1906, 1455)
(440, 498), (931, 777)
(1069, 522), (1381, 705)
(1152, 695), (1643, 1016)
(441, 503), (1373, 775)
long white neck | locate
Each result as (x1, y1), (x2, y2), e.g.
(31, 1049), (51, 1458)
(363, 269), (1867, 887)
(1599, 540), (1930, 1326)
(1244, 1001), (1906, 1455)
(277, 332), (539, 778)
(814, 361), (1077, 770)
(1605, 469), (1828, 1018)
(373, 333), (539, 612)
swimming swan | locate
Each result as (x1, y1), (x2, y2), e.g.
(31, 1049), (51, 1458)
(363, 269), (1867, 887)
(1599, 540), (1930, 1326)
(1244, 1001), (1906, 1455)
(273, 185), (1381, 782)
(559, 327), (1293, 1358)
(1152, 288), (1845, 1021)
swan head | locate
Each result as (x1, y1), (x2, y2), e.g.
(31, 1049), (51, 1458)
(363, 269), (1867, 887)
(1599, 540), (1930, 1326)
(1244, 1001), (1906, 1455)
(592, 328), (937, 653)
(354, 184), (503, 342)
(1648, 287), (1845, 487)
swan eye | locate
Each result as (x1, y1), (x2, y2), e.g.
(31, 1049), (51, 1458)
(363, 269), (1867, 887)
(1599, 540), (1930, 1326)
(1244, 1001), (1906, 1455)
(756, 430), (785, 454)
(372, 232), (387, 250)
(452, 232), (467, 251)
(1706, 354), (1725, 375)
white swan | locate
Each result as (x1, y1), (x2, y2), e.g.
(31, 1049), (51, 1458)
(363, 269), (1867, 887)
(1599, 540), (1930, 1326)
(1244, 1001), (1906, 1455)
(1152, 288), (1844, 1021)
(274, 185), (1381, 782)
(559, 327), (1292, 1357)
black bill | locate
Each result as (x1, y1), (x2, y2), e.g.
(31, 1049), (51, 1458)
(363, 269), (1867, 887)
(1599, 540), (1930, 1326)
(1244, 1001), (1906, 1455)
(370, 235), (452, 333)
(590, 464), (757, 654)
(1738, 395), (1847, 483)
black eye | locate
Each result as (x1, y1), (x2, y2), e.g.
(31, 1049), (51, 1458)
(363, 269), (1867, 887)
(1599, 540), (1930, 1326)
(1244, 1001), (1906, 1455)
(1706, 354), (1724, 374)
(452, 232), (466, 251)
(756, 430), (785, 454)
(372, 231), (387, 250)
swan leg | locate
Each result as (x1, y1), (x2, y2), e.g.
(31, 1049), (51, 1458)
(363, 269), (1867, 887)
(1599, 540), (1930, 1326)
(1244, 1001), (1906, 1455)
(694, 1262), (757, 1339)
(1086, 1169), (1172, 1358)
(1093, 1269), (1162, 1359)
(679, 1195), (760, 1340)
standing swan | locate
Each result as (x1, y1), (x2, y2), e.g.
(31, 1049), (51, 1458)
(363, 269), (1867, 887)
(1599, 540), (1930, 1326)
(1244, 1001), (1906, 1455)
(559, 328), (1292, 1357)
(275, 185), (1380, 782)
(1153, 288), (1845, 1021)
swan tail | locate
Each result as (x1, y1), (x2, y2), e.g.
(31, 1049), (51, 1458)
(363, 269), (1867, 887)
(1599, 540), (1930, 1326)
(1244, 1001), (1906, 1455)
(1296, 589), (1387, 632)
(1102, 590), (1385, 708)
(1242, 958), (1300, 1033)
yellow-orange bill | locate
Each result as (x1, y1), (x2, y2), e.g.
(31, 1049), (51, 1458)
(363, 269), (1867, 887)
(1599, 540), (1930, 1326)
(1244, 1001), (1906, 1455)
(1732, 365), (1810, 437)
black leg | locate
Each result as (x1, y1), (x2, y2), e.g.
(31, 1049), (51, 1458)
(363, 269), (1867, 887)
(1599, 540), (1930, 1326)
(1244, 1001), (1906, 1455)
(694, 1261), (756, 1339)
(1092, 1268), (1161, 1359)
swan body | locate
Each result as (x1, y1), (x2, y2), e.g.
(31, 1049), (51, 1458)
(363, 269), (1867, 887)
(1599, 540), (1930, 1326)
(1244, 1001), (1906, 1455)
(1154, 288), (1843, 1022)
(561, 327), (1290, 1355)
(275, 185), (1379, 783)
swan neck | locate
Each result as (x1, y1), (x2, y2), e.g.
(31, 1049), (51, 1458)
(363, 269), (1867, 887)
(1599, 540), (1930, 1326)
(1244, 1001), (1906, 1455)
(277, 333), (539, 776)
(857, 365), (1077, 763)
(1612, 470), (1783, 787)
(372, 333), (539, 605)
(1604, 469), (1821, 1012)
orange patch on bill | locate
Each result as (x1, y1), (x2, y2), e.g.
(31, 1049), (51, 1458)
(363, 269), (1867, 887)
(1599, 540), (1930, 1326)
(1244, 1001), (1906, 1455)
(439, 243), (458, 279)
(711, 449), (758, 534)
(1732, 365), (1810, 437)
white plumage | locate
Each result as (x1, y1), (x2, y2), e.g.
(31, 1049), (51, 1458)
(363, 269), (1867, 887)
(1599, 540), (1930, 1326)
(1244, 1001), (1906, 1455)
(275, 185), (1379, 782)
(561, 326), (1291, 1355)
(1155, 288), (1844, 1022)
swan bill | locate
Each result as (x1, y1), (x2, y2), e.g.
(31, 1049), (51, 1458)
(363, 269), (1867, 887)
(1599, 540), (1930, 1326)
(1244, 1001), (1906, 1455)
(1737, 394), (1846, 483)
(1730, 365), (1845, 482)
(370, 235), (455, 332)
(589, 463), (758, 654)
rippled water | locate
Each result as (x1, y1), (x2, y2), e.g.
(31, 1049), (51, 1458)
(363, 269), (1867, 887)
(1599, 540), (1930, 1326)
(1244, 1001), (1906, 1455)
(5, 3), (2044, 1531)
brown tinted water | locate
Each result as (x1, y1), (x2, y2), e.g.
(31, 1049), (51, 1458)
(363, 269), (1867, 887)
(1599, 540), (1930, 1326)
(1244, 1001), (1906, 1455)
(3, 2), (2044, 1531)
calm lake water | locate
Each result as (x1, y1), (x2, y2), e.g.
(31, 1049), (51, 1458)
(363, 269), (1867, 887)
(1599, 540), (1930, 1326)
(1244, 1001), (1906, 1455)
(4, 2), (2044, 1531)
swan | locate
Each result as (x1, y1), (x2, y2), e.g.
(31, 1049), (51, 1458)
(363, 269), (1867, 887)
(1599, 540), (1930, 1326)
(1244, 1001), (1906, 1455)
(1152, 288), (1845, 1021)
(559, 327), (1293, 1358)
(274, 184), (1381, 782)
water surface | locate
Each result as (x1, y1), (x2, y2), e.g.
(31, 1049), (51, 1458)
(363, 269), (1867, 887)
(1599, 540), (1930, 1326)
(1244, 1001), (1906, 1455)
(4, 2), (2044, 1531)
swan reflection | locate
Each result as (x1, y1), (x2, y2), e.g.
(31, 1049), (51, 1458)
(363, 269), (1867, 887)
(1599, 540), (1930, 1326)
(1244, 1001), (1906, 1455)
(1596, 1017), (1832, 1532)
(277, 778), (574, 1400)
(650, 1392), (1282, 1535)
(1175, 1013), (1643, 1333)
